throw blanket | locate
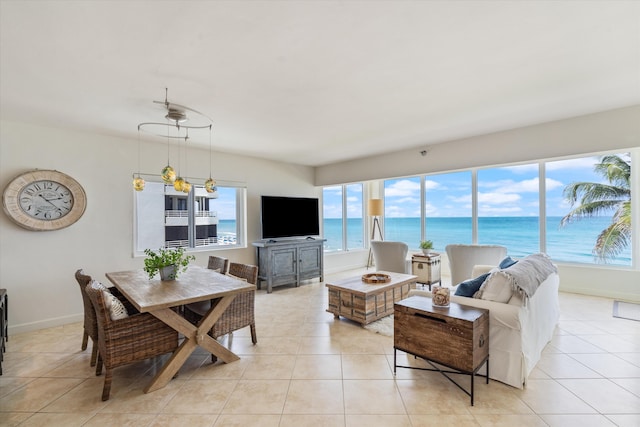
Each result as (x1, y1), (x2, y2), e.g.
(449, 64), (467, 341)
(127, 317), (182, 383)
(503, 253), (557, 300)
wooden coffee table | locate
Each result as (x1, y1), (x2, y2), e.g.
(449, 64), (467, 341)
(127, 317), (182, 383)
(326, 271), (417, 325)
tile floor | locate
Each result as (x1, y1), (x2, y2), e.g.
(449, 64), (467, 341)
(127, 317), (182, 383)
(1, 268), (639, 426)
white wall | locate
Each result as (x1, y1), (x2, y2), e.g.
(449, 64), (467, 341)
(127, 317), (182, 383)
(315, 105), (640, 184)
(318, 106), (640, 302)
(0, 120), (319, 333)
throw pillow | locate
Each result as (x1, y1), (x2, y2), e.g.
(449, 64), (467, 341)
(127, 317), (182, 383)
(499, 256), (518, 269)
(474, 271), (513, 303)
(89, 279), (108, 292)
(454, 273), (490, 297)
(91, 281), (129, 320)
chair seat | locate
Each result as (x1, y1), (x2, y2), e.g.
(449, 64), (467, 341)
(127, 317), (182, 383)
(184, 300), (215, 318)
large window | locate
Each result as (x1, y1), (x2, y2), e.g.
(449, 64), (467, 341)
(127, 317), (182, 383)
(323, 184), (364, 252)
(382, 174), (472, 252)
(372, 151), (633, 266)
(135, 180), (245, 254)
(424, 171), (473, 250)
(546, 153), (632, 265)
(477, 164), (540, 258)
(383, 177), (421, 244)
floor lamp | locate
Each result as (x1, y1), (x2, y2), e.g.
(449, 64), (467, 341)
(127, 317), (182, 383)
(366, 198), (383, 269)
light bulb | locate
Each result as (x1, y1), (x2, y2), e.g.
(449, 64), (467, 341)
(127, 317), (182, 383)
(161, 165), (176, 183)
(133, 176), (145, 191)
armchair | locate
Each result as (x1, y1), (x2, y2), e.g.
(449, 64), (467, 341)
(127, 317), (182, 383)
(370, 241), (410, 274)
(445, 244), (507, 286)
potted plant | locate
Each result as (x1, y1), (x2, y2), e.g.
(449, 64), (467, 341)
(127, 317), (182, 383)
(143, 247), (195, 280)
(419, 240), (434, 255)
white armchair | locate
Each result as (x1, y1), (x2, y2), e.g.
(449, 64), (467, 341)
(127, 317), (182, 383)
(370, 241), (411, 274)
(445, 244), (507, 286)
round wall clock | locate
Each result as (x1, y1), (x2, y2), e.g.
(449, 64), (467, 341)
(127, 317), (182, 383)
(2, 169), (87, 231)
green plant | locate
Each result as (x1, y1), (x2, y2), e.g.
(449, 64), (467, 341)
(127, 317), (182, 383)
(143, 247), (195, 280)
(560, 154), (630, 262)
(419, 240), (434, 250)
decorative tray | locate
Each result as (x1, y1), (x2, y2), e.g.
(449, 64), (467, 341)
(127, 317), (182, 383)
(361, 273), (391, 284)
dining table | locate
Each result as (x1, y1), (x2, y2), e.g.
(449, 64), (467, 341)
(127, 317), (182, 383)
(105, 265), (255, 393)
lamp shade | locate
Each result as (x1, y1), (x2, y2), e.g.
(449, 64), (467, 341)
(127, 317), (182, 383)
(368, 199), (383, 216)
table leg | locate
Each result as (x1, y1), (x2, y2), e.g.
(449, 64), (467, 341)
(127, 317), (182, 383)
(144, 294), (238, 393)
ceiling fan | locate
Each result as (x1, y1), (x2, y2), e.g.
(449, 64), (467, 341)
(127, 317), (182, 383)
(152, 88), (213, 128)
(138, 88), (213, 139)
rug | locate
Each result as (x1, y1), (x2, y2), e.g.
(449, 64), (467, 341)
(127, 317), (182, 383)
(613, 300), (640, 322)
(363, 315), (394, 336)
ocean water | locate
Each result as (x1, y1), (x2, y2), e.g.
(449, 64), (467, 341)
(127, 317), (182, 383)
(221, 217), (631, 265)
(323, 216), (632, 266)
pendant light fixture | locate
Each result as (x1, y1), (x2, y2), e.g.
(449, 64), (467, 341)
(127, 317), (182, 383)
(137, 89), (214, 192)
(133, 127), (146, 191)
(204, 124), (216, 193)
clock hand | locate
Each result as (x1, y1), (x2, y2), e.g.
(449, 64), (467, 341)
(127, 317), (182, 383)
(38, 194), (65, 211)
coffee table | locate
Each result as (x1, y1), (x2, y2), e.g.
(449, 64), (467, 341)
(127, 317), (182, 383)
(326, 271), (417, 325)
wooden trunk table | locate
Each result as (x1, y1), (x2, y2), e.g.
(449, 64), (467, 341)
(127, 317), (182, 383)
(393, 296), (489, 405)
(326, 271), (417, 325)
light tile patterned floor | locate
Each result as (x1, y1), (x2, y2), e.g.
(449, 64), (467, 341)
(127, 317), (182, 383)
(0, 268), (639, 426)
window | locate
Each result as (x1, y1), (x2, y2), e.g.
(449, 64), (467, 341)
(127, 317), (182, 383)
(545, 153), (632, 265)
(135, 180), (245, 254)
(323, 184), (364, 252)
(477, 164), (540, 258)
(424, 171), (473, 250)
(383, 177), (421, 244)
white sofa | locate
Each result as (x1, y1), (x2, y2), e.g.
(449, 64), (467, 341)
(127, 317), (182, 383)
(408, 254), (560, 389)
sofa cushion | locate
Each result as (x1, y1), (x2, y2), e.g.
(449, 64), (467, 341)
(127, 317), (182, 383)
(475, 271), (514, 303)
(454, 273), (490, 297)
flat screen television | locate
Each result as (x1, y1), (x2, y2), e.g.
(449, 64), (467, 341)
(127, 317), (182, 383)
(261, 195), (320, 240)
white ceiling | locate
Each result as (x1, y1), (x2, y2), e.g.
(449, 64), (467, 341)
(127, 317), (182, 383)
(1, 1), (639, 167)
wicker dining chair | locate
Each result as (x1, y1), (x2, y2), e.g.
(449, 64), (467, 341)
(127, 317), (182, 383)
(75, 269), (132, 367)
(85, 282), (179, 400)
(184, 262), (258, 362)
(207, 255), (229, 274)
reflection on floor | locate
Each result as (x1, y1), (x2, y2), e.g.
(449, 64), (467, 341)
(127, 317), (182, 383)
(1, 268), (639, 427)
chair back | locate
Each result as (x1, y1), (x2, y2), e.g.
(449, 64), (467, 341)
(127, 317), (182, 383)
(75, 269), (97, 339)
(445, 244), (507, 286)
(370, 241), (409, 274)
(227, 262), (259, 285)
(207, 255), (229, 274)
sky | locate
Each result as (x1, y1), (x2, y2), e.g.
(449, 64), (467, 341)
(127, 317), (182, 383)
(324, 153), (628, 219)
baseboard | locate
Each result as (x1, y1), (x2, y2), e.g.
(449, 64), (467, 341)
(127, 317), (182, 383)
(9, 313), (83, 335)
(559, 284), (640, 303)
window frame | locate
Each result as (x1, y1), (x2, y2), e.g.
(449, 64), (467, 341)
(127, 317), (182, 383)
(133, 176), (247, 256)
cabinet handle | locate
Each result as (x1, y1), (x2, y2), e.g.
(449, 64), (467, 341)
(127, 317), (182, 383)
(414, 312), (446, 323)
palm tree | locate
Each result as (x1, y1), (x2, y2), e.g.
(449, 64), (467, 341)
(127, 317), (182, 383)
(560, 154), (631, 262)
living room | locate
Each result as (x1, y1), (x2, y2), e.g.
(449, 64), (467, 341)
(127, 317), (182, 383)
(1, 1), (639, 425)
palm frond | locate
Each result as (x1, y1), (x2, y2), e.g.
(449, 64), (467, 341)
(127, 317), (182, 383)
(560, 154), (631, 263)
(594, 221), (630, 261)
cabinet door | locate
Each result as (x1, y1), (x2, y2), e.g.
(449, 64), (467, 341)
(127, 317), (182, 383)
(272, 247), (297, 282)
(299, 244), (322, 279)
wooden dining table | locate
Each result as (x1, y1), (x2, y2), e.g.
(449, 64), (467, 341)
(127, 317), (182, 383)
(105, 265), (255, 393)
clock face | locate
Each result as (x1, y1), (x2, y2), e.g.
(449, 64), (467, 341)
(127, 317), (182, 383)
(3, 170), (87, 231)
(19, 180), (74, 220)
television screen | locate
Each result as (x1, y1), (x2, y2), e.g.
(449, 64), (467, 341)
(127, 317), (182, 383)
(261, 196), (320, 240)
